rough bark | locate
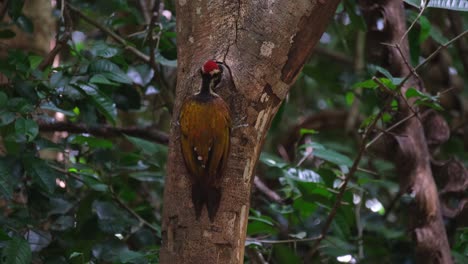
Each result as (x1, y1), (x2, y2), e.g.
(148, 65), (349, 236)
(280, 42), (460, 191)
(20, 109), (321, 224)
(160, 0), (340, 263)
(359, 1), (453, 263)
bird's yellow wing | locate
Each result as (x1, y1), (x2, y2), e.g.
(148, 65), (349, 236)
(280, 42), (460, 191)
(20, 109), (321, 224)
(179, 97), (231, 186)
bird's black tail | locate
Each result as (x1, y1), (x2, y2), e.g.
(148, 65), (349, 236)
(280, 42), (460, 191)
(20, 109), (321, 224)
(191, 183), (222, 222)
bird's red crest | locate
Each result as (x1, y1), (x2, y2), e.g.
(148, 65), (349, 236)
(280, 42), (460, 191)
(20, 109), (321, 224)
(202, 60), (220, 75)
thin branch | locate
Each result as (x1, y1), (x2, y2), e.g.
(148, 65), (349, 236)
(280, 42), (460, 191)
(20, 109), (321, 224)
(365, 113), (417, 150)
(308, 96), (393, 257)
(253, 176), (283, 204)
(398, 29), (468, 89)
(39, 122), (169, 145)
(399, 5), (426, 45)
(246, 235), (321, 245)
(66, 3), (150, 63)
(110, 187), (160, 233)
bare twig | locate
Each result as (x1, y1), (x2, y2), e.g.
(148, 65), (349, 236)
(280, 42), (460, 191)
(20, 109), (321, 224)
(246, 235), (321, 245)
(253, 176), (283, 204)
(399, 5), (426, 45)
(365, 113), (417, 150)
(308, 96), (393, 257)
(398, 29), (468, 89)
(110, 186), (160, 233)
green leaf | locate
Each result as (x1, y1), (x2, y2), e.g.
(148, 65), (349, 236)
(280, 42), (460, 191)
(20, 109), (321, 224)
(90, 42), (120, 58)
(352, 79), (378, 89)
(40, 102), (77, 117)
(90, 74), (118, 86)
(124, 135), (165, 156)
(27, 158), (57, 193)
(309, 143), (353, 168)
(343, 0), (366, 30)
(430, 26), (449, 45)
(259, 152), (288, 168)
(116, 250), (145, 263)
(69, 252), (83, 260)
(273, 245), (302, 264)
(405, 87), (423, 99)
(0, 229), (10, 241)
(404, 0), (468, 11)
(0, 159), (13, 199)
(71, 135), (113, 149)
(156, 53), (177, 67)
(7, 98), (33, 113)
(15, 118), (38, 142)
(345, 91), (354, 106)
(418, 15), (431, 43)
(296, 181), (333, 205)
(0, 111), (15, 127)
(77, 83), (117, 125)
(247, 220), (277, 236)
(300, 128), (318, 136)
(89, 59), (132, 84)
(1, 237), (32, 264)
(0, 92), (7, 108)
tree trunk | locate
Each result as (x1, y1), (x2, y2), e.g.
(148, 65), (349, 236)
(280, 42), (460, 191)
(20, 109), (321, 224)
(359, 1), (453, 263)
(160, 0), (340, 263)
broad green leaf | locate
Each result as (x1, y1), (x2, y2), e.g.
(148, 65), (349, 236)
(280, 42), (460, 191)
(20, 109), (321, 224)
(300, 128), (318, 136)
(259, 152), (288, 168)
(69, 252), (83, 260)
(1, 237), (32, 264)
(90, 74), (118, 86)
(418, 15), (431, 43)
(7, 98), (33, 113)
(90, 42), (120, 58)
(307, 142), (353, 168)
(40, 102), (77, 117)
(89, 59), (132, 84)
(77, 83), (117, 125)
(27, 158), (57, 193)
(71, 135), (113, 149)
(405, 0), (468, 11)
(15, 118), (38, 142)
(0, 92), (7, 108)
(273, 245), (302, 264)
(247, 220), (277, 236)
(156, 53), (177, 67)
(343, 0), (366, 30)
(116, 250), (145, 263)
(345, 91), (355, 106)
(296, 181), (333, 205)
(0, 111), (15, 127)
(0, 229), (10, 241)
(125, 135), (166, 156)
(0, 159), (13, 199)
(352, 79), (378, 89)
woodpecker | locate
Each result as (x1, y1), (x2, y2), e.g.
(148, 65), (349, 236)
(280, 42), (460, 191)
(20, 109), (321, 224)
(179, 60), (231, 222)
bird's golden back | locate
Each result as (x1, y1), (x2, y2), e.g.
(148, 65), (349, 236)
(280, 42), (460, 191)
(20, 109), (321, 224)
(179, 95), (231, 186)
